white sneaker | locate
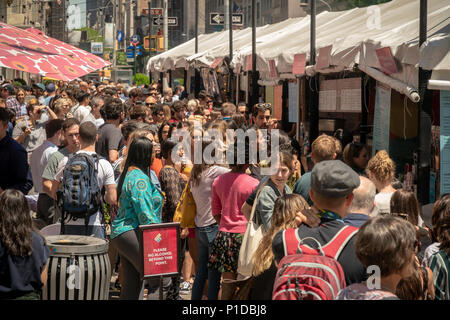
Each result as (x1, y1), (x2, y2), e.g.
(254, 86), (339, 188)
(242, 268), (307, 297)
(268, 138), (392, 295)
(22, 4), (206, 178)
(180, 281), (191, 293)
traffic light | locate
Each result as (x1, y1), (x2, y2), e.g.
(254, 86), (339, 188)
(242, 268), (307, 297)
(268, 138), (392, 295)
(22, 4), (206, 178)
(157, 35), (164, 52)
(144, 36), (150, 50)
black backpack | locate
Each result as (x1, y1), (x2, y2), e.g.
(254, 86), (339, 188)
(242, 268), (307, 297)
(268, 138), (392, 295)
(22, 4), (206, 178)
(59, 153), (104, 235)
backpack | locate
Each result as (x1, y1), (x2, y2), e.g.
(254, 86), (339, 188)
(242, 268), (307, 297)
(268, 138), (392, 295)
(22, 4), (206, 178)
(272, 225), (358, 300)
(59, 152), (104, 235)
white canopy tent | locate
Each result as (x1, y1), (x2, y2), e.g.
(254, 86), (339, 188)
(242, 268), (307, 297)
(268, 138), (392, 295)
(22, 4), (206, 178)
(147, 0), (449, 99)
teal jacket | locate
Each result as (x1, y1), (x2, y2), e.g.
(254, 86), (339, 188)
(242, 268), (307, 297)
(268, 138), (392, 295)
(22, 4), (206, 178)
(111, 168), (163, 239)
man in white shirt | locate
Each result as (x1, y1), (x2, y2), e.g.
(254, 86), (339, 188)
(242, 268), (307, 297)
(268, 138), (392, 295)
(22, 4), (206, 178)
(51, 121), (117, 239)
(72, 91), (91, 123)
(30, 119), (63, 227)
(81, 96), (105, 128)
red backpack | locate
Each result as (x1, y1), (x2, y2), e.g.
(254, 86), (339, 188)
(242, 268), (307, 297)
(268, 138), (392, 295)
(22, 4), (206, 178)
(272, 225), (358, 300)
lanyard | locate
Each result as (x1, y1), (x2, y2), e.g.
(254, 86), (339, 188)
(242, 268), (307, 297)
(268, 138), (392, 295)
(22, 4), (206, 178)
(317, 209), (345, 224)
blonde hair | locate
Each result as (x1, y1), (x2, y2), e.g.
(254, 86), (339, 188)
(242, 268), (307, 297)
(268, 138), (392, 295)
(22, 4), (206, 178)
(311, 134), (338, 162)
(252, 194), (309, 276)
(366, 150), (395, 184)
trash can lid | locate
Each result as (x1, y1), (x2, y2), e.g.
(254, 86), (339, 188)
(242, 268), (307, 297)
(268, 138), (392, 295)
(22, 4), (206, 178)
(46, 235), (109, 256)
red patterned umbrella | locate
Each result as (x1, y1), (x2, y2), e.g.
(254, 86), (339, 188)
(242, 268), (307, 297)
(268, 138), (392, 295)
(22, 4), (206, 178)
(0, 23), (110, 81)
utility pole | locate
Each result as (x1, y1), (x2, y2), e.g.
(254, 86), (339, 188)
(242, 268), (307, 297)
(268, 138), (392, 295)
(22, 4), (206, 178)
(418, 0), (431, 204)
(148, 1), (152, 51)
(163, 0), (168, 51)
(194, 0), (200, 96)
(309, 0), (319, 144)
(251, 0), (258, 108)
(112, 0), (117, 67)
(228, 0), (233, 103)
(224, 0), (230, 31)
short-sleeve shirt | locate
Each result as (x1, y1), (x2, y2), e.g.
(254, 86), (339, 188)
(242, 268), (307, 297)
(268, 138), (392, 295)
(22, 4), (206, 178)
(428, 250), (450, 300)
(30, 141), (58, 194)
(190, 165), (231, 228)
(111, 168), (163, 239)
(95, 123), (124, 161)
(0, 231), (50, 298)
(12, 118), (47, 153)
(211, 172), (259, 234)
(54, 150), (116, 226)
(73, 105), (92, 124)
(41, 147), (71, 181)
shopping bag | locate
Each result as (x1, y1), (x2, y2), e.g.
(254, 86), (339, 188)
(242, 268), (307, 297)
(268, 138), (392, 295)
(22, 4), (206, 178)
(236, 182), (267, 278)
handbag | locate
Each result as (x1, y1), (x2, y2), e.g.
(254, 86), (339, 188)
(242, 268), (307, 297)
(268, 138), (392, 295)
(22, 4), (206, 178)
(173, 180), (196, 228)
(237, 182), (267, 278)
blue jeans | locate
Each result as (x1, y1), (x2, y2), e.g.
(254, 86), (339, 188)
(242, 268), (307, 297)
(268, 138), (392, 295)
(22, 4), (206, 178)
(192, 223), (221, 300)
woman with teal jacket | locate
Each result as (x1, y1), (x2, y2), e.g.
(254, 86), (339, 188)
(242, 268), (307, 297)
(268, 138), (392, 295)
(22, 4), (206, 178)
(111, 136), (163, 300)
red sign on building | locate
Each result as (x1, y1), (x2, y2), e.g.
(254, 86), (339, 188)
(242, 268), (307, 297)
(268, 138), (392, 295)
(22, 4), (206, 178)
(375, 47), (398, 75)
(292, 53), (306, 75)
(140, 223), (180, 279)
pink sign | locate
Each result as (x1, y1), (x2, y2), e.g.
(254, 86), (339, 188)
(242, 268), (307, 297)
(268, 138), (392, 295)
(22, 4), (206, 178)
(245, 54), (253, 71)
(268, 59), (278, 78)
(316, 45), (333, 70)
(375, 47), (398, 75)
(210, 57), (222, 69)
(292, 53), (306, 75)
(141, 223), (180, 278)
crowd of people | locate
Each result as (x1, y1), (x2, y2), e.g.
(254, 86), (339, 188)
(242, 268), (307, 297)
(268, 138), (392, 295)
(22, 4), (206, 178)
(0, 77), (448, 301)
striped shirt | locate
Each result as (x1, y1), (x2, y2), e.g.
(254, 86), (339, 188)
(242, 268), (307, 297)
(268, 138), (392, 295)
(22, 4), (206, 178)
(428, 250), (450, 300)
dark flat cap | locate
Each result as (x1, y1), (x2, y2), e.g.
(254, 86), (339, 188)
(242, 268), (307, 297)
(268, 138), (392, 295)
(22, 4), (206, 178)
(420, 203), (434, 228)
(311, 160), (360, 198)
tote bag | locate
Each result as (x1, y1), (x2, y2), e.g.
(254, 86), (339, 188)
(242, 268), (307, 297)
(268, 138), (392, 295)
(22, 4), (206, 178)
(237, 183), (267, 278)
(173, 180), (196, 228)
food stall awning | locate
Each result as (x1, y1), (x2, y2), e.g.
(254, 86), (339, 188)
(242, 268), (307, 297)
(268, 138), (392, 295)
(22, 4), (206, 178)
(0, 23), (111, 81)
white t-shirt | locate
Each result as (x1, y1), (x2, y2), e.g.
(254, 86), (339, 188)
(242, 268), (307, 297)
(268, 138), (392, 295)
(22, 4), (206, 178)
(371, 192), (394, 217)
(54, 150), (115, 226)
(73, 105), (92, 123)
(190, 165), (231, 227)
(30, 140), (58, 194)
(81, 113), (105, 129)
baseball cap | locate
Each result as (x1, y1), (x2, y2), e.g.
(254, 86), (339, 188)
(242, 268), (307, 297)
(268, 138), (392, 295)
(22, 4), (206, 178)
(33, 83), (46, 91)
(1, 83), (15, 93)
(311, 160), (361, 198)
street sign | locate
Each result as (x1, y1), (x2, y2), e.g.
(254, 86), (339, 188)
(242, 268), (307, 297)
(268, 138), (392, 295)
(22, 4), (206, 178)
(152, 16), (178, 26)
(209, 13), (243, 26)
(142, 8), (163, 15)
(131, 34), (140, 44)
(91, 42), (103, 55)
(117, 30), (124, 42)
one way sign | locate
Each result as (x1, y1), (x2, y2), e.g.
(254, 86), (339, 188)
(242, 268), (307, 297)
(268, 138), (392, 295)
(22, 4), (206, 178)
(209, 13), (243, 26)
(152, 16), (178, 26)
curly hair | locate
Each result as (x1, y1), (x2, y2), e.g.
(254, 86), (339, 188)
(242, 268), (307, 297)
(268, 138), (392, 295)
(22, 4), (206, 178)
(366, 150), (395, 183)
(0, 189), (36, 256)
(431, 194), (450, 254)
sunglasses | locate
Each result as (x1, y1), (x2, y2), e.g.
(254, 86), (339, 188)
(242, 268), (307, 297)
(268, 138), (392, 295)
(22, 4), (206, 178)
(146, 103), (155, 106)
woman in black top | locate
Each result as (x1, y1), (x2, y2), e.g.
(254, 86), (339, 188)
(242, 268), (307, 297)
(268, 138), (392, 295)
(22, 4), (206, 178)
(390, 189), (433, 262)
(0, 189), (50, 299)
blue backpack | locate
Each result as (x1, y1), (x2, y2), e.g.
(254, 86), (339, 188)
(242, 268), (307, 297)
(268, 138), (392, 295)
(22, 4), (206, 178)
(60, 153), (103, 234)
